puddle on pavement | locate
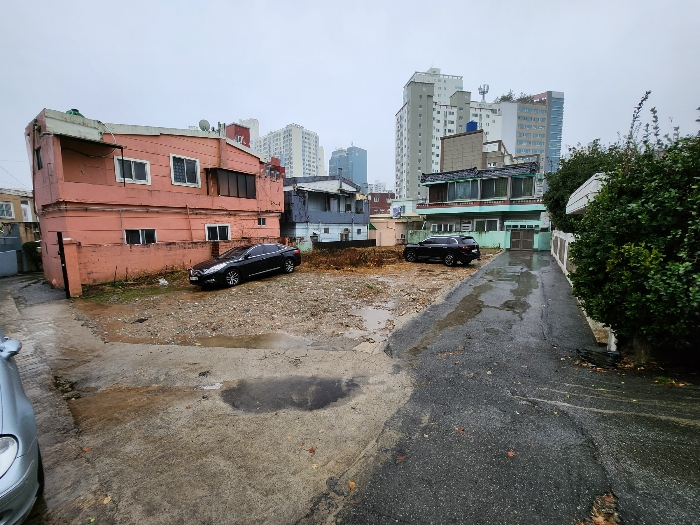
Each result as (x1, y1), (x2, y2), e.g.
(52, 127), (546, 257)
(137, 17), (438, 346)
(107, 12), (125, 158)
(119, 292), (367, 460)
(405, 258), (541, 357)
(74, 301), (133, 318)
(221, 376), (359, 412)
(498, 299), (530, 315)
(406, 282), (492, 356)
(576, 348), (622, 369)
(195, 333), (310, 349)
(68, 386), (196, 431)
(508, 251), (551, 271)
(349, 307), (393, 331)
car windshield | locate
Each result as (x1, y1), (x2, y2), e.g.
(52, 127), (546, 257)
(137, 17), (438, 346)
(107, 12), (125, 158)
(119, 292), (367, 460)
(217, 246), (251, 260)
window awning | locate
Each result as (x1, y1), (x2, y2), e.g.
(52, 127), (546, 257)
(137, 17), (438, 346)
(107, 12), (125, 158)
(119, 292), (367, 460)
(369, 223), (377, 230)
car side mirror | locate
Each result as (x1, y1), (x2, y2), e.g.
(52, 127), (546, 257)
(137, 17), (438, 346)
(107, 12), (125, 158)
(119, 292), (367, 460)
(0, 339), (22, 358)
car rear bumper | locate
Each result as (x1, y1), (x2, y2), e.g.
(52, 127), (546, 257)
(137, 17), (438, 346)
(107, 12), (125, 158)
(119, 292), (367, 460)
(460, 251), (480, 259)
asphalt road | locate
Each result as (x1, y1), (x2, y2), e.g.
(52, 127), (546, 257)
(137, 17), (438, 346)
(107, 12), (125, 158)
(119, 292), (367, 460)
(304, 251), (700, 524)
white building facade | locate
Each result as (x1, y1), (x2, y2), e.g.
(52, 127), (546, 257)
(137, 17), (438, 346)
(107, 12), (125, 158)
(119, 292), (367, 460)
(258, 124), (326, 178)
(395, 68), (470, 200)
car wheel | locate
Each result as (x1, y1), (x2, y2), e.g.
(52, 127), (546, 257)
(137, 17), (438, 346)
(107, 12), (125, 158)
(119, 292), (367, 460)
(443, 252), (457, 267)
(283, 258), (295, 273)
(224, 269), (241, 287)
(404, 250), (417, 262)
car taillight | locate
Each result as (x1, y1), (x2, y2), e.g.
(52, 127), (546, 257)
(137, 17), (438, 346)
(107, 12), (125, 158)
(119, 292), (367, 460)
(294, 249), (300, 254)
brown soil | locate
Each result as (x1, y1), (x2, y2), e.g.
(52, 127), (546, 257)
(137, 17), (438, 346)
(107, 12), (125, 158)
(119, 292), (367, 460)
(73, 248), (501, 348)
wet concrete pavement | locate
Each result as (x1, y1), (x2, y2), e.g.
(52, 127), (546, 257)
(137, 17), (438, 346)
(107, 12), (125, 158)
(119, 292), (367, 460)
(0, 274), (411, 524)
(4, 253), (700, 524)
(304, 251), (700, 524)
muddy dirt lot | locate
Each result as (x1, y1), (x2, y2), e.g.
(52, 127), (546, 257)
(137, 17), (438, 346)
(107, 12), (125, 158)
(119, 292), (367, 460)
(13, 249), (500, 524)
(74, 250), (501, 352)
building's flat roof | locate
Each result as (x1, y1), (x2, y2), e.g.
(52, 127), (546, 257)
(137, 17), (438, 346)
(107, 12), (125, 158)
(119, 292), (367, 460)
(0, 188), (33, 198)
(420, 162), (539, 184)
(41, 109), (261, 160)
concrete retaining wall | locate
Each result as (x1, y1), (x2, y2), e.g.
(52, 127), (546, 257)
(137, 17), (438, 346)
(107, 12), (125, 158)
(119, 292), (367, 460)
(0, 251), (18, 277)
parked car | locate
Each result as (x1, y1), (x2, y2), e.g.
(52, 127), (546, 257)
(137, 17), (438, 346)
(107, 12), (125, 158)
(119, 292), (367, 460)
(189, 243), (302, 287)
(403, 235), (481, 266)
(0, 332), (43, 524)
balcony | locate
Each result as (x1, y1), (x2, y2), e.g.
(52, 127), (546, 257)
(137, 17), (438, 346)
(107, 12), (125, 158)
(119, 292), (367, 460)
(417, 197), (543, 209)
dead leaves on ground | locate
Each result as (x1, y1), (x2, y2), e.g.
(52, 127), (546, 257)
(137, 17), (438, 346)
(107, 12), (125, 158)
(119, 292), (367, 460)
(585, 492), (620, 525)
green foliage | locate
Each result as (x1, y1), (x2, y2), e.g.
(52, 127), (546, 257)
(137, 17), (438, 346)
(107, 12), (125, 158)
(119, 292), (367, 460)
(493, 90), (534, 104)
(569, 136), (700, 347)
(22, 241), (42, 270)
(543, 140), (625, 232)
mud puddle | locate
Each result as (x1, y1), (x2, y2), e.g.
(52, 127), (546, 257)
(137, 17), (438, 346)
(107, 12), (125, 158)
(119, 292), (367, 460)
(221, 377), (360, 412)
(195, 333), (311, 349)
(349, 307), (393, 330)
(68, 385), (197, 431)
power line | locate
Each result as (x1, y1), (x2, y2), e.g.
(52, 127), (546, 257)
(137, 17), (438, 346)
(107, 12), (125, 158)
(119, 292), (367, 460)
(0, 165), (29, 189)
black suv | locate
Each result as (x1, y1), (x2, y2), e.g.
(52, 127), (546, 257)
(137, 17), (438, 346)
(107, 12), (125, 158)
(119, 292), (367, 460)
(403, 235), (481, 266)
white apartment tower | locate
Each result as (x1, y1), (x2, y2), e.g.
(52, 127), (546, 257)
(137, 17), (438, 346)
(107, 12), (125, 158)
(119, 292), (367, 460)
(238, 118), (261, 153)
(395, 68), (470, 199)
(259, 124), (326, 178)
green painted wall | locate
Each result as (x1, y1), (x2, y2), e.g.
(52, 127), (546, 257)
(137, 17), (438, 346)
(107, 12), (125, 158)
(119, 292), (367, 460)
(407, 230), (551, 250)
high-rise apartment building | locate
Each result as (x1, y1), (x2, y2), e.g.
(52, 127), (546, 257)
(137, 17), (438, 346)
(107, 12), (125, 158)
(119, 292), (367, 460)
(259, 124), (325, 178)
(238, 118), (261, 153)
(469, 93), (565, 172)
(396, 68), (565, 198)
(395, 68), (470, 199)
(367, 180), (387, 193)
(328, 146), (367, 190)
(534, 91), (564, 172)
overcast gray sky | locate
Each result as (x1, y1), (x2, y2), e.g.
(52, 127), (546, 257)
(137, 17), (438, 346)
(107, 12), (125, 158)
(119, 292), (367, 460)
(1, 0), (698, 190)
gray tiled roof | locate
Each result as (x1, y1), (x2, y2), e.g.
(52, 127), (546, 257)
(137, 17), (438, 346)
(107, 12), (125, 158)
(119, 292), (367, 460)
(420, 162), (539, 184)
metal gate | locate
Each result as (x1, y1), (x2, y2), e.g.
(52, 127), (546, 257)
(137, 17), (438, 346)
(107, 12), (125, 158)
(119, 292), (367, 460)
(510, 229), (535, 250)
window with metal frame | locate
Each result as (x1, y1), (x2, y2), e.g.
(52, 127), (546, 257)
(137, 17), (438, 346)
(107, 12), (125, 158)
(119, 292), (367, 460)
(206, 224), (230, 241)
(115, 157), (150, 183)
(171, 155), (200, 186)
(217, 170), (256, 199)
(447, 180), (478, 201)
(124, 229), (156, 245)
(512, 177), (534, 198)
(475, 219), (499, 232)
(0, 202), (14, 219)
(481, 178), (507, 199)
(257, 217), (266, 226)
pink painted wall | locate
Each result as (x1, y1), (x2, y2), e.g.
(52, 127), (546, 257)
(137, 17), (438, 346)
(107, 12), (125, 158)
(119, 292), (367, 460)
(26, 110), (285, 294)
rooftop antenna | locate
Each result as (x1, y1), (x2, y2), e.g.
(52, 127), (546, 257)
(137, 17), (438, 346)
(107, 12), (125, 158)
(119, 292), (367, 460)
(198, 119), (211, 132)
(478, 84), (489, 102)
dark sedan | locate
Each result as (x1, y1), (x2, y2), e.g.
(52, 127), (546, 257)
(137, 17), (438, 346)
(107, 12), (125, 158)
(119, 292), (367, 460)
(189, 243), (301, 287)
(403, 235), (481, 266)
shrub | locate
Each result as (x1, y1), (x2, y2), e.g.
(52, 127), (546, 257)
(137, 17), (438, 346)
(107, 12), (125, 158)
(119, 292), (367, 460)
(569, 136), (700, 350)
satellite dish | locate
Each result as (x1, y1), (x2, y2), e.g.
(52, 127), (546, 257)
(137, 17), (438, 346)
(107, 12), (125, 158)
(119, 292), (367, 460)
(199, 119), (211, 132)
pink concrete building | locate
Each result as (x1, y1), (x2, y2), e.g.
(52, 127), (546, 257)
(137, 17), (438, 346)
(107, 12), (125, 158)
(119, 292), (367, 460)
(26, 109), (285, 296)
